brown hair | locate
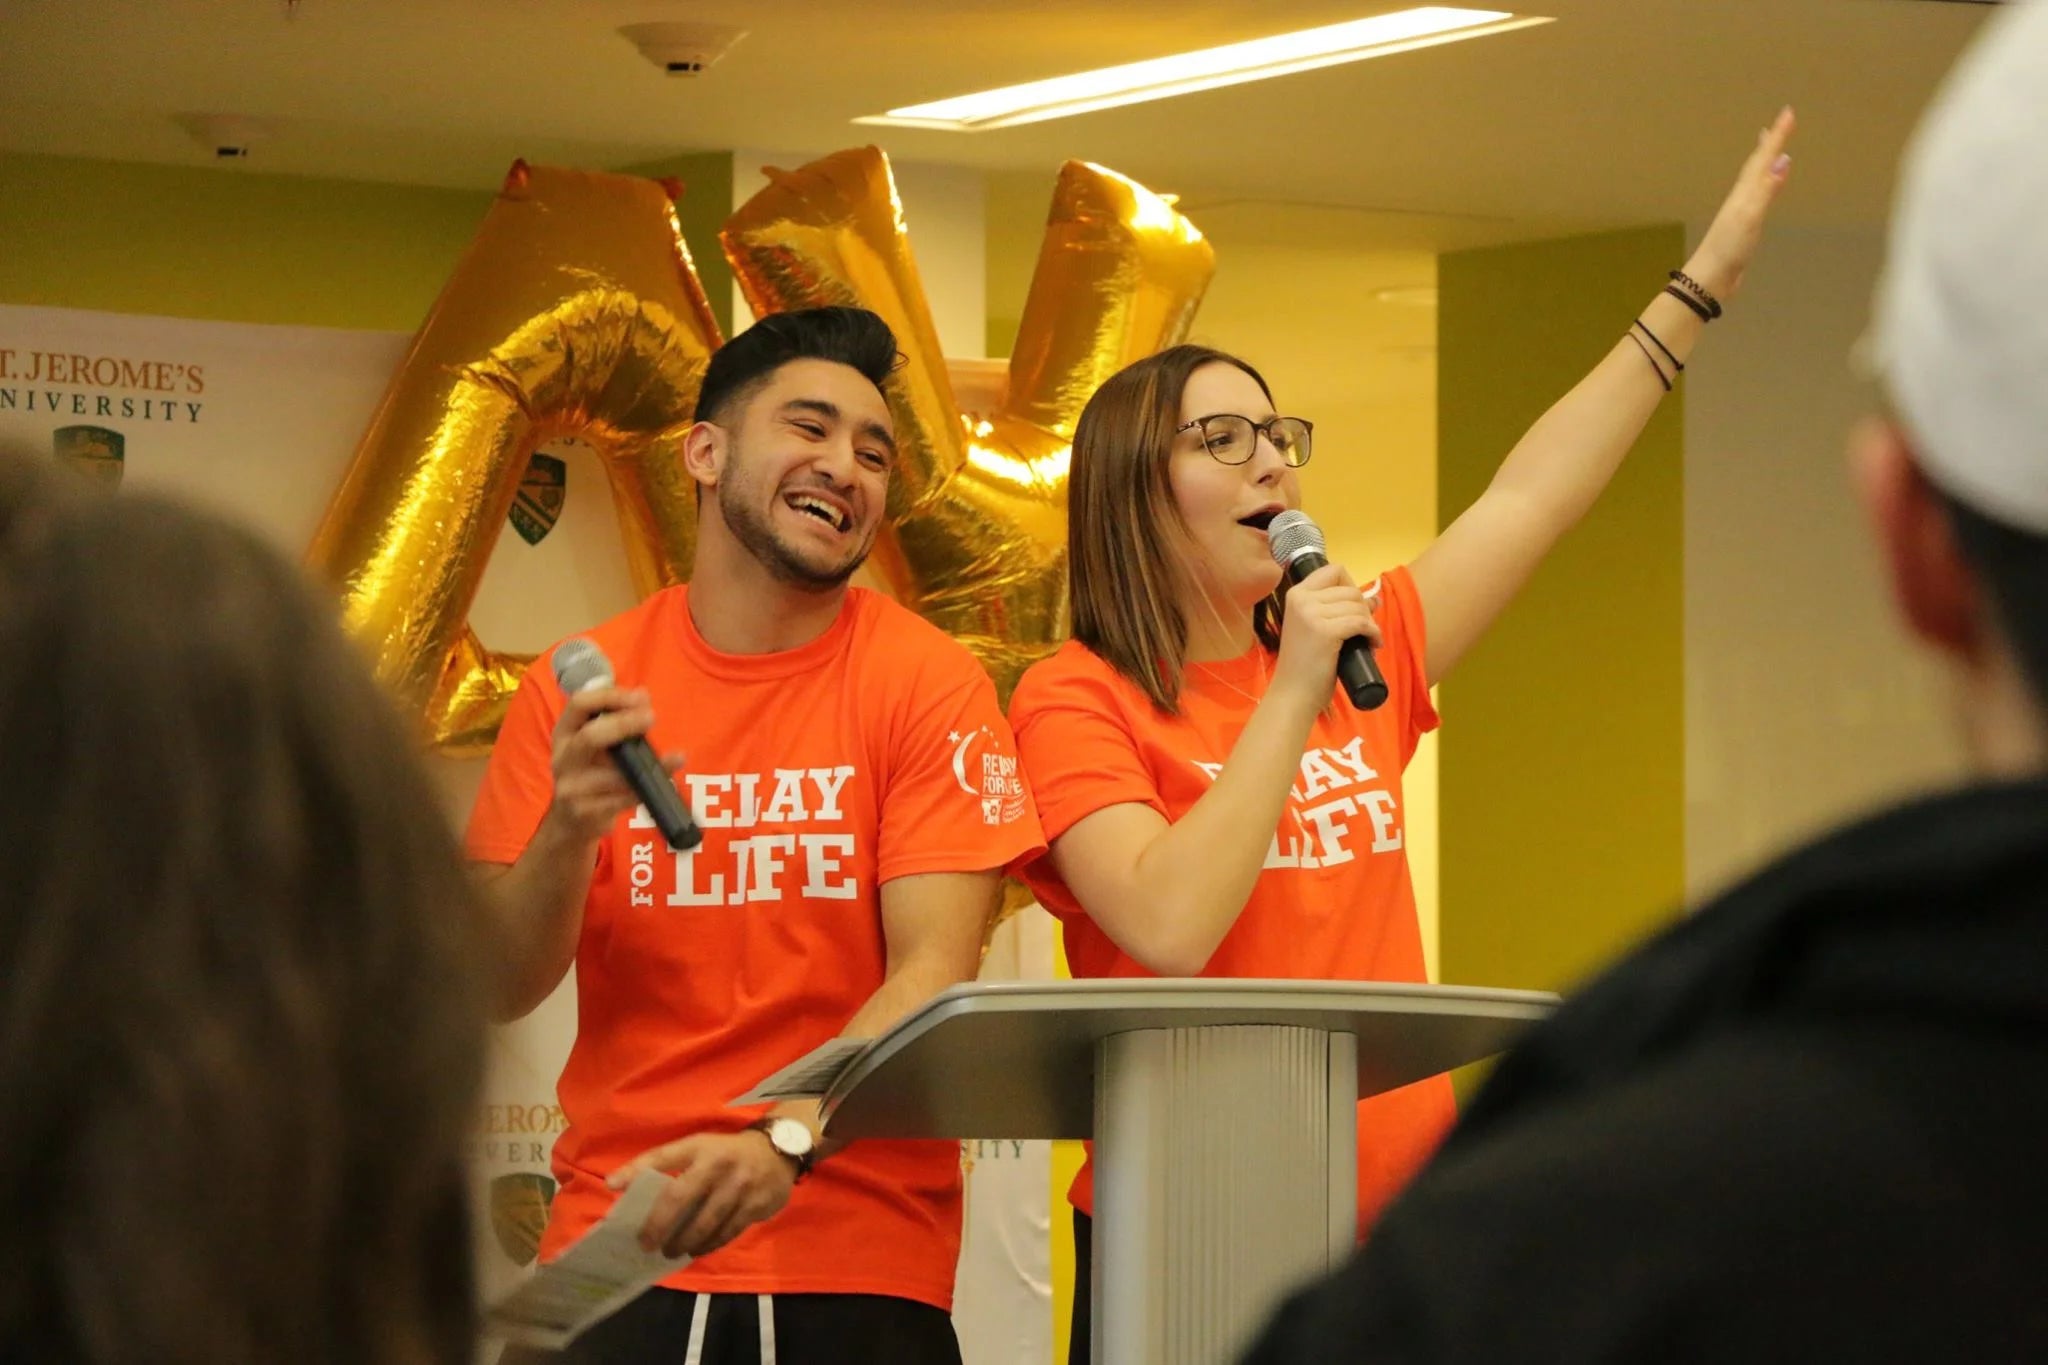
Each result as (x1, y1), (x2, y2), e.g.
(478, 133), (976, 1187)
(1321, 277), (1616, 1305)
(0, 454), (487, 1365)
(1067, 343), (1284, 712)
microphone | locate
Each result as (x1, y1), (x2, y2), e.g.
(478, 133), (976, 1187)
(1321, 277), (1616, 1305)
(1266, 510), (1389, 711)
(550, 639), (702, 852)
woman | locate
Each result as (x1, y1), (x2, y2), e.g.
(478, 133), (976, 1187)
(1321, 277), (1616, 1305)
(1009, 113), (1796, 1359)
(0, 454), (489, 1365)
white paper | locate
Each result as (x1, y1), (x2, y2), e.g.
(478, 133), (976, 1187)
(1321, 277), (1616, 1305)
(483, 1170), (687, 1350)
(729, 1036), (872, 1105)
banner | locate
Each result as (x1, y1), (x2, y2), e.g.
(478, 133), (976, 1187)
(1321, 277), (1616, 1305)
(0, 302), (1057, 1361)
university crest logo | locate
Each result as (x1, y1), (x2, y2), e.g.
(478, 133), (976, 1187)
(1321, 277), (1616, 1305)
(509, 452), (566, 546)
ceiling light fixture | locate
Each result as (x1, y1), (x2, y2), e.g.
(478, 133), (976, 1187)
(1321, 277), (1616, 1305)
(858, 6), (1553, 131)
(619, 21), (747, 78)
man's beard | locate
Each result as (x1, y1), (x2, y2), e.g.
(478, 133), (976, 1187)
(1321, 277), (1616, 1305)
(718, 446), (875, 590)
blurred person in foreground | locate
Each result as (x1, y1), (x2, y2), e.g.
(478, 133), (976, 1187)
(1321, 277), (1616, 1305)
(0, 451), (489, 1365)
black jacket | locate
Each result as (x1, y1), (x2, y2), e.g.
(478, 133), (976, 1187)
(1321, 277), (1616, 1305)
(1243, 780), (2048, 1363)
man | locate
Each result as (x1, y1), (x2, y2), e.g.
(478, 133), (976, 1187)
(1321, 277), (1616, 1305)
(1244, 4), (2048, 1361)
(468, 306), (1044, 1364)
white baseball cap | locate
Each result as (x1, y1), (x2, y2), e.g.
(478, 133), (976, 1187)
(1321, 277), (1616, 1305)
(1869, 0), (2048, 534)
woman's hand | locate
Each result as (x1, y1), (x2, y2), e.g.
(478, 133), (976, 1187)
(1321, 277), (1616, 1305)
(1684, 106), (1798, 305)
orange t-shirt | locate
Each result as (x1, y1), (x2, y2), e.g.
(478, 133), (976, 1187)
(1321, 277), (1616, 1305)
(1008, 566), (1453, 1239)
(465, 585), (1045, 1310)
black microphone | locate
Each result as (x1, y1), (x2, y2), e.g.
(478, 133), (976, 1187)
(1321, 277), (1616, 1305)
(551, 638), (702, 852)
(1266, 510), (1389, 711)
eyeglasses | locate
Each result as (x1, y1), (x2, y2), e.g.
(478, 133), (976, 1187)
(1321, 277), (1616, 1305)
(1176, 413), (1314, 467)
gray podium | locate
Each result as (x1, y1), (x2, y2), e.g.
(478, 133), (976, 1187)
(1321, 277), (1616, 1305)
(819, 978), (1554, 1365)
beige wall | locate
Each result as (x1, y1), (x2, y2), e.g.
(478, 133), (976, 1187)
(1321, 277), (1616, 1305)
(1682, 223), (1966, 902)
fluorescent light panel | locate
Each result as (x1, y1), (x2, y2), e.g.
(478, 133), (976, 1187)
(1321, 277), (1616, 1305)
(858, 7), (1553, 131)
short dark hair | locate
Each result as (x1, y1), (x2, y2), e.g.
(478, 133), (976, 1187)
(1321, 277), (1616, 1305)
(0, 450), (486, 1364)
(1943, 490), (2048, 713)
(692, 306), (899, 426)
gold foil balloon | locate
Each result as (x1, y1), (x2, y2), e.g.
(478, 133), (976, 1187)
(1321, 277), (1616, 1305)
(307, 161), (722, 753)
(723, 148), (1214, 702)
(1006, 160), (1219, 444)
(310, 148), (1211, 776)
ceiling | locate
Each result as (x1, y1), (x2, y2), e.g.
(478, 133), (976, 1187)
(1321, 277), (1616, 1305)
(0, 0), (1999, 249)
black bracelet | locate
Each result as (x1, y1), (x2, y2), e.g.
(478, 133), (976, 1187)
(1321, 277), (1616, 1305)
(1626, 330), (1674, 392)
(1667, 269), (1723, 320)
(1663, 284), (1713, 322)
(1632, 318), (1684, 374)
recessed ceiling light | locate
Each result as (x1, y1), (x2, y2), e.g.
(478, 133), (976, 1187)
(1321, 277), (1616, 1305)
(858, 7), (1553, 131)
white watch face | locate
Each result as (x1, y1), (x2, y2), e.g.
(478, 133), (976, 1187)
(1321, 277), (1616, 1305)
(767, 1118), (815, 1157)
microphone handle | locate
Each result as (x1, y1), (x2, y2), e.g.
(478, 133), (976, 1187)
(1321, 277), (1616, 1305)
(1283, 551), (1389, 712)
(610, 737), (703, 851)
(1336, 639), (1389, 712)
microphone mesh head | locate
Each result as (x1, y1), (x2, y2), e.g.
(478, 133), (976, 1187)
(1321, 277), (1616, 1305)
(551, 638), (614, 694)
(1266, 509), (1325, 567)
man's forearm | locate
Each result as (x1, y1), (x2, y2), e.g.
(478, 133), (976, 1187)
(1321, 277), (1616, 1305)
(842, 944), (975, 1040)
(772, 930), (984, 1156)
(478, 813), (600, 1021)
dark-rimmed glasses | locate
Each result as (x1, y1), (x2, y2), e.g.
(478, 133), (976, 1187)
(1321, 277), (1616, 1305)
(1175, 413), (1314, 467)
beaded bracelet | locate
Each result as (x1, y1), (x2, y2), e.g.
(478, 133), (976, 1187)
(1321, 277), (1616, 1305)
(1667, 269), (1723, 320)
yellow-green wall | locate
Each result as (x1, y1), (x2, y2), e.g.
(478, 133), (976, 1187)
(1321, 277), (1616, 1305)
(984, 168), (1048, 361)
(0, 151), (734, 334)
(615, 152), (735, 337)
(0, 152), (489, 328)
(1437, 225), (1686, 995)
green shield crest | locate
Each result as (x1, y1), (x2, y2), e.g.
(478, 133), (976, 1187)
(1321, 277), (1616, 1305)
(509, 452), (567, 545)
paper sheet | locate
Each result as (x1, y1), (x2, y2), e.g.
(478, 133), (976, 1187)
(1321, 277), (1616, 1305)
(484, 1170), (687, 1350)
(729, 1035), (871, 1105)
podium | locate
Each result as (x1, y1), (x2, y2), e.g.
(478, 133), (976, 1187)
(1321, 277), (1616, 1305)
(818, 978), (1554, 1364)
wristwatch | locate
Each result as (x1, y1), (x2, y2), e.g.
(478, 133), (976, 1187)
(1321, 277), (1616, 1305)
(749, 1116), (817, 1181)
